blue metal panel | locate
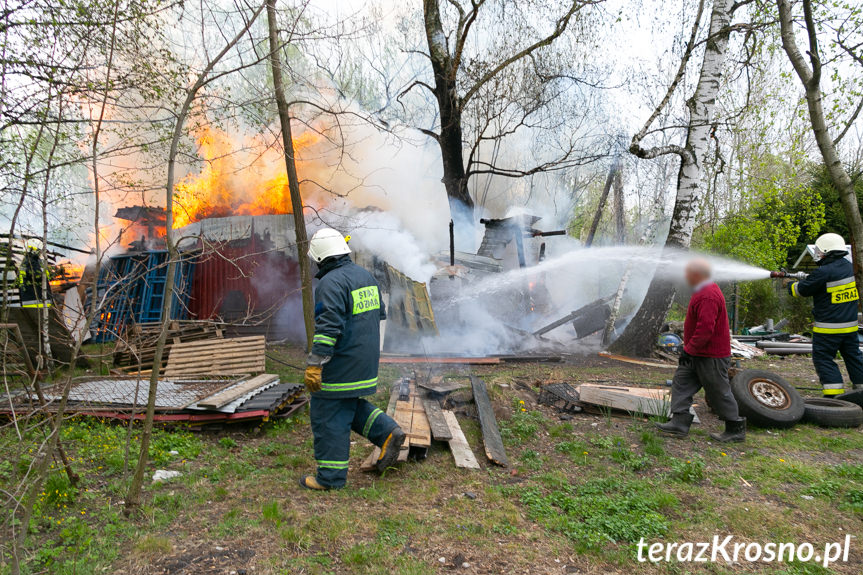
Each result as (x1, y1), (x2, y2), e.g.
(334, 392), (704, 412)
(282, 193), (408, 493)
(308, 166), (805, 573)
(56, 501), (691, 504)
(90, 250), (194, 342)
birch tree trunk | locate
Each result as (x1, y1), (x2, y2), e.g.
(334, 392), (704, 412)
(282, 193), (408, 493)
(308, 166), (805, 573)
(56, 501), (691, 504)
(125, 3), (265, 513)
(610, 0), (734, 357)
(613, 168), (625, 244)
(777, 0), (863, 291)
(266, 0), (314, 350)
(602, 190), (666, 345)
(585, 156), (619, 247)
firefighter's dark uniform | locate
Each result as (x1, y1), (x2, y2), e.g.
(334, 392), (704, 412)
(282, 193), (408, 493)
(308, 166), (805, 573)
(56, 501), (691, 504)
(790, 251), (863, 395)
(17, 250), (51, 307)
(309, 254), (398, 488)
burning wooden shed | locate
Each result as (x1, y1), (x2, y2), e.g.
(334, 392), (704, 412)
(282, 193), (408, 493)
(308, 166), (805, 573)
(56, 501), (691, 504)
(92, 207), (436, 346)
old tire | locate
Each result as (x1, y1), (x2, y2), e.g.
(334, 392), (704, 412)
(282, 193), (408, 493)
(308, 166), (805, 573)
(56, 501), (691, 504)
(730, 369), (805, 428)
(836, 389), (863, 408)
(802, 398), (863, 428)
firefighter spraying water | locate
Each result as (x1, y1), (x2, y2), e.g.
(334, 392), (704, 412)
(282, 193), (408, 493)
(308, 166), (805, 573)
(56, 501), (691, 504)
(772, 233), (863, 398)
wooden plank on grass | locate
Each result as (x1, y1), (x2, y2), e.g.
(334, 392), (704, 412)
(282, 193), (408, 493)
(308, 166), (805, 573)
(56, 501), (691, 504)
(409, 390), (431, 447)
(597, 351), (675, 369)
(576, 384), (670, 417)
(380, 356), (500, 365)
(197, 374), (279, 409)
(422, 393), (453, 440)
(577, 384), (701, 423)
(470, 376), (508, 467)
(442, 410), (479, 469)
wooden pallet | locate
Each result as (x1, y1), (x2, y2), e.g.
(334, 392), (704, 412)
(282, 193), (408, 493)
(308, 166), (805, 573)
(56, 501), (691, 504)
(163, 336), (266, 376)
(113, 320), (225, 370)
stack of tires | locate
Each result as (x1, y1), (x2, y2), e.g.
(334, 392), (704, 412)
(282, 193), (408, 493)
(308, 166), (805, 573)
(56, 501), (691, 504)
(730, 370), (863, 428)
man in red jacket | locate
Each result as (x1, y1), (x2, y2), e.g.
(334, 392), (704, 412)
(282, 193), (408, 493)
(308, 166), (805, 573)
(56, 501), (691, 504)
(657, 258), (745, 443)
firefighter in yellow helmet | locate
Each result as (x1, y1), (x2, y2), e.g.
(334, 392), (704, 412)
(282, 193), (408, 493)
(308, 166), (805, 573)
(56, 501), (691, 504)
(18, 238), (51, 308)
(789, 233), (863, 396)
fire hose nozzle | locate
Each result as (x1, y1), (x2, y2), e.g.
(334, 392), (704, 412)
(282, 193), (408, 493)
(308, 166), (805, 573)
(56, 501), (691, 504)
(770, 270), (808, 280)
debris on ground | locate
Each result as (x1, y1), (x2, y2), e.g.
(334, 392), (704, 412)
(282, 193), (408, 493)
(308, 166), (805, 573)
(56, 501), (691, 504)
(731, 338), (763, 359)
(0, 373), (306, 426)
(598, 351), (675, 369)
(152, 469), (182, 483)
(538, 382), (582, 413)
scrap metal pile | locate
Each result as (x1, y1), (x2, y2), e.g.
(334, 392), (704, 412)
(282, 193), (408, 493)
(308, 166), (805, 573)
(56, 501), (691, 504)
(1, 373), (306, 426)
(1, 326), (307, 426)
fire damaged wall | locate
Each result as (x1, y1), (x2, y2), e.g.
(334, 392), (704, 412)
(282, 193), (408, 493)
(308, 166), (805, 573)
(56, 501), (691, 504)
(189, 235), (303, 341)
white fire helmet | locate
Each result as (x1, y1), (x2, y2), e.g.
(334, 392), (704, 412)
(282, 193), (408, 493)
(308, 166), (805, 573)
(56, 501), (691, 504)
(813, 233), (847, 261)
(308, 228), (351, 263)
(24, 238), (43, 252)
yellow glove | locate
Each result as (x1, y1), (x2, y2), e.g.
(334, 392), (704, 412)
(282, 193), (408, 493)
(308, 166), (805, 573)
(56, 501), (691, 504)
(304, 365), (322, 393)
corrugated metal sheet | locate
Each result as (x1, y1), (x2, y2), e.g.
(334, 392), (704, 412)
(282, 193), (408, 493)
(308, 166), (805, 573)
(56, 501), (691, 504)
(188, 228), (302, 336)
(176, 214), (298, 256)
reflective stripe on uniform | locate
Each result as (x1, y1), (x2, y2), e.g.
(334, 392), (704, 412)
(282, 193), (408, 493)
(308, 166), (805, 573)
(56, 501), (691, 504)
(316, 459), (349, 469)
(313, 334), (337, 346)
(826, 276), (856, 290)
(363, 408), (383, 436)
(822, 383), (845, 396)
(813, 321), (859, 334)
(790, 282), (800, 297)
(319, 377), (378, 392)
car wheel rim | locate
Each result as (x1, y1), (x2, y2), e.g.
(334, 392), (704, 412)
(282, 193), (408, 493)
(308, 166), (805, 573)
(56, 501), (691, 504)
(749, 378), (791, 410)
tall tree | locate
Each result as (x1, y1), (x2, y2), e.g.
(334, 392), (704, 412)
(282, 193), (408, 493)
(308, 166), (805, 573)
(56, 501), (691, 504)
(266, 0), (314, 349)
(776, 0), (863, 290)
(417, 0), (601, 238)
(611, 0), (737, 356)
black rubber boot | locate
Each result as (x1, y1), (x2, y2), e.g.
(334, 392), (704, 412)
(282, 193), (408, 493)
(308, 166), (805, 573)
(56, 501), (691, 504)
(375, 427), (406, 474)
(710, 418), (746, 443)
(655, 412), (694, 437)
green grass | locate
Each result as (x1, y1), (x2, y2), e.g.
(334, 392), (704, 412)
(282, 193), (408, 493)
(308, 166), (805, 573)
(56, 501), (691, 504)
(6, 351), (863, 575)
(514, 477), (677, 552)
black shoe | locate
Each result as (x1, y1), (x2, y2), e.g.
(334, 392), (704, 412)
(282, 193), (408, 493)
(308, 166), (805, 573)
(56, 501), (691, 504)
(375, 428), (406, 473)
(710, 418), (746, 443)
(655, 412), (694, 437)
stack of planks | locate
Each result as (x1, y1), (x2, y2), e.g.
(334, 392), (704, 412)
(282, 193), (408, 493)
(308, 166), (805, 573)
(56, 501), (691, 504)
(361, 378), (429, 470)
(361, 376), (486, 471)
(164, 336), (266, 377)
(113, 320), (225, 372)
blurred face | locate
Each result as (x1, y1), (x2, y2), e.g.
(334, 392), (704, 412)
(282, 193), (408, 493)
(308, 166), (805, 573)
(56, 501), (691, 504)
(685, 259), (711, 288)
(812, 246), (824, 262)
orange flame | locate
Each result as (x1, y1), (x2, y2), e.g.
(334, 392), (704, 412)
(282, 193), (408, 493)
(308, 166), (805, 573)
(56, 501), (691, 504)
(172, 127), (316, 228)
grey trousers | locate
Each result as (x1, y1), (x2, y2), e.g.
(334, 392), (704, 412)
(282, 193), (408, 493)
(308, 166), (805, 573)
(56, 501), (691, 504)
(670, 355), (741, 421)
